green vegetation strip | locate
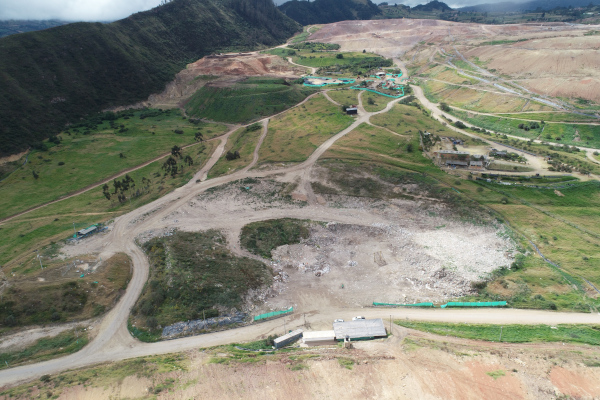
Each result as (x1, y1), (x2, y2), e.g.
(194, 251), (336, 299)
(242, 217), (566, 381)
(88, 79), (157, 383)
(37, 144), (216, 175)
(396, 321), (600, 345)
(0, 329), (88, 369)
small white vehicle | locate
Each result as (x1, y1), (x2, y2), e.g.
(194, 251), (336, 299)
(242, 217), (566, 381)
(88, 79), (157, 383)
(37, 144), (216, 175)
(334, 319), (344, 323)
(352, 316), (365, 321)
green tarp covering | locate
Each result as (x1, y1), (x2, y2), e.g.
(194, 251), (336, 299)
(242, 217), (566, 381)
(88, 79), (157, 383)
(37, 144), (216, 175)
(440, 301), (507, 308)
(254, 306), (293, 321)
(373, 302), (434, 307)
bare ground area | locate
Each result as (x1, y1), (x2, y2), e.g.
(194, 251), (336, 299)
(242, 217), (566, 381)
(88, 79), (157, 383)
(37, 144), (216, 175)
(267, 217), (514, 310)
(108, 169), (514, 317)
(20, 328), (600, 400)
(309, 18), (600, 103)
(111, 53), (306, 110)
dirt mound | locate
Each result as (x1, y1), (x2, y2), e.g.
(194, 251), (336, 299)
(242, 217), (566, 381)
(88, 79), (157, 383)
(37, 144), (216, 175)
(267, 216), (515, 309)
(188, 53), (304, 76)
(115, 53), (306, 110)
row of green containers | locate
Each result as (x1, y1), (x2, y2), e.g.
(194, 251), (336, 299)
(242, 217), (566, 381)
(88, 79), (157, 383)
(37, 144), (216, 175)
(373, 301), (507, 308)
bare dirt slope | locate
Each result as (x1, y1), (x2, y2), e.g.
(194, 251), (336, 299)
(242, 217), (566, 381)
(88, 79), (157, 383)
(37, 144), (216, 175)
(21, 327), (600, 400)
(310, 19), (600, 102)
(117, 53), (306, 110)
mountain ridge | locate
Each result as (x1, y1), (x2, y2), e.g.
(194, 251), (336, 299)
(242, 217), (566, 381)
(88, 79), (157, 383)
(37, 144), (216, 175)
(0, 0), (300, 156)
(279, 0), (381, 25)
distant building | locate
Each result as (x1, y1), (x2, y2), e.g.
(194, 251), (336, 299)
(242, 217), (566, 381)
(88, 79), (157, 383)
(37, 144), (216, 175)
(470, 160), (484, 168)
(434, 150), (470, 161)
(346, 106), (358, 115)
(446, 160), (469, 167)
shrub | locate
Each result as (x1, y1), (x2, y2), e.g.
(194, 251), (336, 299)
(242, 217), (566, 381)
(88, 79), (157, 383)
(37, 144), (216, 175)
(454, 121), (466, 129)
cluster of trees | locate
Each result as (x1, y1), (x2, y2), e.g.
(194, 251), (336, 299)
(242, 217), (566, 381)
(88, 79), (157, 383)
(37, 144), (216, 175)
(518, 121), (541, 131)
(289, 42), (340, 51)
(226, 151), (241, 161)
(162, 145), (194, 177)
(313, 56), (393, 75)
(103, 174), (135, 203)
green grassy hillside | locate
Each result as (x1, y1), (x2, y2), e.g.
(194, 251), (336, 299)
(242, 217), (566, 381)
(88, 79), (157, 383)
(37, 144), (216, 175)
(0, 0), (300, 156)
(185, 78), (314, 124)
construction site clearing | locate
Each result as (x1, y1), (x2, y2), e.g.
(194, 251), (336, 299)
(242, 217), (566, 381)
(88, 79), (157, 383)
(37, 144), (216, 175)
(425, 133), (530, 172)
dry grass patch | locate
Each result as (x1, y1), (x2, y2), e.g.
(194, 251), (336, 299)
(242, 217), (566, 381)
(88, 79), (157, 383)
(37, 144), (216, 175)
(208, 124), (263, 178)
(326, 89), (359, 106)
(0, 253), (132, 331)
(362, 91), (392, 112)
(258, 94), (353, 164)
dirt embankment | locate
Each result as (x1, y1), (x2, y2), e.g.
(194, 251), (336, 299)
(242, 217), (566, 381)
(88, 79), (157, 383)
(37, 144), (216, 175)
(309, 18), (600, 102)
(33, 329), (600, 400)
(111, 53), (307, 111)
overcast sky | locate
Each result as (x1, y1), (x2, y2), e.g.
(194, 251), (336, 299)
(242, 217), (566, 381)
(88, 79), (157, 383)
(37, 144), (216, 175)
(0, 0), (164, 21)
(0, 0), (529, 21)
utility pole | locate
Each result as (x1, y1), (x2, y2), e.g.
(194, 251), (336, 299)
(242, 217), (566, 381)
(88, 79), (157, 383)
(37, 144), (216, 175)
(284, 318), (286, 335)
(390, 315), (392, 335)
(36, 250), (43, 269)
(500, 326), (503, 342)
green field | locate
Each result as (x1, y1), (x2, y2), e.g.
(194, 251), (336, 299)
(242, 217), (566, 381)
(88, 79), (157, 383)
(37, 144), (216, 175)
(0, 328), (89, 369)
(0, 109), (227, 220)
(422, 81), (526, 113)
(396, 321), (600, 345)
(258, 94), (354, 164)
(208, 124), (263, 178)
(362, 91), (393, 112)
(0, 140), (217, 267)
(370, 102), (483, 146)
(496, 112), (599, 122)
(450, 110), (600, 149)
(326, 89), (359, 106)
(265, 48), (392, 75)
(185, 78), (315, 124)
